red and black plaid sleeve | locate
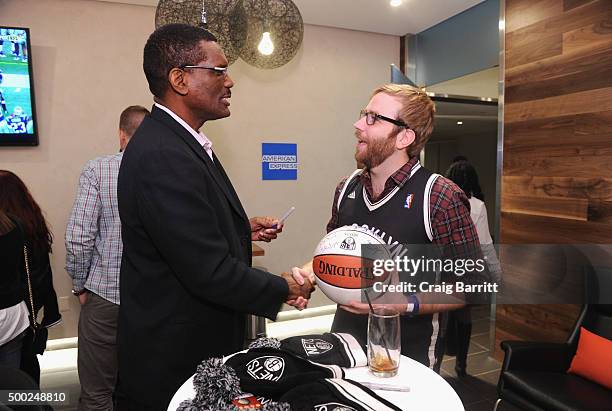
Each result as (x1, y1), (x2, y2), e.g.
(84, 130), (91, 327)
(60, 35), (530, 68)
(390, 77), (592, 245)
(430, 176), (489, 300)
(429, 175), (480, 248)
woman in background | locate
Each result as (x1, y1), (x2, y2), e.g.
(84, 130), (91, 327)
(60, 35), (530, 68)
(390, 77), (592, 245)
(0, 170), (61, 384)
(0, 210), (30, 369)
(445, 160), (501, 377)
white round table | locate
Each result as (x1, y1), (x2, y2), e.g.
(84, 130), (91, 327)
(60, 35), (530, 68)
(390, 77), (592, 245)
(168, 354), (463, 410)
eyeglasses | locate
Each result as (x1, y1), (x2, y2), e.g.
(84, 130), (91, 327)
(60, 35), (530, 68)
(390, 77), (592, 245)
(359, 110), (409, 128)
(180, 65), (228, 77)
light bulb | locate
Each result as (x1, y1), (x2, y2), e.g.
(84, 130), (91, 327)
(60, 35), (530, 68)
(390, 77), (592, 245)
(390, 0), (402, 7)
(258, 32), (274, 55)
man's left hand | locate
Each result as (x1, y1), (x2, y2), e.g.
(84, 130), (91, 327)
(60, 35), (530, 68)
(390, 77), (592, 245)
(78, 291), (89, 306)
(250, 216), (282, 242)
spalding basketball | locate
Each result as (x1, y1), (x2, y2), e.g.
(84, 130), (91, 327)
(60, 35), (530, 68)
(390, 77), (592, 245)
(313, 225), (391, 305)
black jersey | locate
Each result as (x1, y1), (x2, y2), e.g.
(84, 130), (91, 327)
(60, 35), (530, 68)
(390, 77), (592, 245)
(331, 162), (446, 369)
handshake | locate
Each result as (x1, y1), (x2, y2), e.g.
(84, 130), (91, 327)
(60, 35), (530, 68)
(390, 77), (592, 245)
(282, 267), (316, 311)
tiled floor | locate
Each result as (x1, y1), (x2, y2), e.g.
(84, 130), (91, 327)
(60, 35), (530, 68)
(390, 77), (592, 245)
(39, 306), (524, 411)
(40, 369), (80, 410)
(440, 307), (522, 411)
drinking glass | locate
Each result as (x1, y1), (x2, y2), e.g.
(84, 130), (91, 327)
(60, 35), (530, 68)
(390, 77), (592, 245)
(367, 307), (400, 377)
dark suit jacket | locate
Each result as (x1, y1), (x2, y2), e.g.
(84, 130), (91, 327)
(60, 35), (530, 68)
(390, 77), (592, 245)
(116, 106), (288, 410)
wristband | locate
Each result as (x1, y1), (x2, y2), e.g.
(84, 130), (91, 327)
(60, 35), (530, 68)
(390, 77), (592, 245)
(406, 294), (420, 316)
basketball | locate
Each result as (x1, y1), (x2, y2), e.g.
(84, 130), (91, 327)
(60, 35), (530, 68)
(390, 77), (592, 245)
(313, 225), (391, 305)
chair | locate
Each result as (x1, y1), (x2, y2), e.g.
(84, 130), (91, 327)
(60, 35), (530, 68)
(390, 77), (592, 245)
(495, 259), (612, 411)
(0, 365), (46, 410)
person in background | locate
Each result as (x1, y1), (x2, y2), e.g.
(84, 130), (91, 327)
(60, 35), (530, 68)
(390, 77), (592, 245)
(0, 170), (62, 384)
(0, 69), (12, 133)
(0, 69), (7, 114)
(0, 110), (11, 133)
(0, 210), (30, 370)
(445, 159), (501, 377)
(65, 105), (149, 411)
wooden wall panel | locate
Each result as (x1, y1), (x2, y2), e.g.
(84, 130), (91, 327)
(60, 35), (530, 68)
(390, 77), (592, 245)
(503, 154), (612, 178)
(496, 305), (581, 342)
(505, 87), (612, 122)
(505, 51), (612, 102)
(589, 200), (612, 223)
(506, 0), (610, 50)
(564, 0), (598, 12)
(501, 212), (612, 244)
(502, 194), (588, 220)
(502, 176), (612, 201)
(504, 132), (612, 158)
(497, 0), (612, 359)
(563, 21), (612, 55)
(505, 33), (562, 69)
(506, 0), (564, 32)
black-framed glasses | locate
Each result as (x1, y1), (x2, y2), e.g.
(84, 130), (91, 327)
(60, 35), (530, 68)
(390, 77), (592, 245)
(359, 110), (409, 128)
(180, 65), (228, 76)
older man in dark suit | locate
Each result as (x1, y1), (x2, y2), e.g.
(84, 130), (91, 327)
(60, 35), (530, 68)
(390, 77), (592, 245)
(115, 24), (313, 410)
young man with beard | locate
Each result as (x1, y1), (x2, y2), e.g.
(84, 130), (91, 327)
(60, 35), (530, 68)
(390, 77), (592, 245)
(314, 84), (481, 371)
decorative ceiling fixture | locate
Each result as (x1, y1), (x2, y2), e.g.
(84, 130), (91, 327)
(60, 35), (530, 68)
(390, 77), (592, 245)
(155, 0), (247, 65)
(155, 0), (303, 69)
(390, 0), (402, 7)
(240, 0), (304, 69)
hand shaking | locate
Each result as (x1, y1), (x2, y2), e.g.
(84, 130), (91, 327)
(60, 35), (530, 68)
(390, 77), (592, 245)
(282, 267), (316, 310)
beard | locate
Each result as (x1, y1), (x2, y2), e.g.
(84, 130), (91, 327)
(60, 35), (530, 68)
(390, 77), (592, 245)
(355, 131), (397, 169)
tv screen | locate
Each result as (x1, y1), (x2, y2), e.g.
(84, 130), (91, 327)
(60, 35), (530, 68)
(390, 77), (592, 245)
(0, 26), (38, 146)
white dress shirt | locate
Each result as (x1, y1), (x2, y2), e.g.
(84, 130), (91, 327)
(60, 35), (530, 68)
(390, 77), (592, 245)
(468, 197), (493, 244)
(0, 301), (30, 346)
(468, 196), (501, 282)
(154, 102), (214, 161)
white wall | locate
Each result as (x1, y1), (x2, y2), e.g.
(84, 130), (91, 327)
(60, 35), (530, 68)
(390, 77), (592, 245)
(0, 0), (399, 337)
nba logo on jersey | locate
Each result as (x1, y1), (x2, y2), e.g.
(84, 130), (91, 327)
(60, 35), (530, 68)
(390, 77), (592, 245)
(404, 193), (414, 209)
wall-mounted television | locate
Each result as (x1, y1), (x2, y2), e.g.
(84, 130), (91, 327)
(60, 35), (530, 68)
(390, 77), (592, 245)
(0, 26), (38, 146)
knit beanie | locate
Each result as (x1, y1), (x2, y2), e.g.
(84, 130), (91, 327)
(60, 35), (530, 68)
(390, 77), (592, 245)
(278, 333), (367, 368)
(175, 357), (290, 411)
(225, 347), (344, 400)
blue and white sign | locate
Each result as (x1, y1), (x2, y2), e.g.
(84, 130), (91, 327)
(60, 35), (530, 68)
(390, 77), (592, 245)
(262, 143), (298, 180)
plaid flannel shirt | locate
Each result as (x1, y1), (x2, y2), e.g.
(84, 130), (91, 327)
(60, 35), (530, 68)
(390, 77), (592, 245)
(65, 152), (123, 304)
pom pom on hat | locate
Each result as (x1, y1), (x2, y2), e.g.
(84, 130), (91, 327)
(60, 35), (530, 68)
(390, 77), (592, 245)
(175, 357), (290, 410)
(192, 357), (242, 410)
(248, 337), (281, 350)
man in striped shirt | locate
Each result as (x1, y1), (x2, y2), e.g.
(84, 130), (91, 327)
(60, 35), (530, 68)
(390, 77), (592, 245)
(65, 105), (149, 411)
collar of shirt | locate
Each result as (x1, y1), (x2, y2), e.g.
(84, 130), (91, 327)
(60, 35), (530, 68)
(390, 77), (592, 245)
(360, 156), (420, 202)
(154, 102), (214, 161)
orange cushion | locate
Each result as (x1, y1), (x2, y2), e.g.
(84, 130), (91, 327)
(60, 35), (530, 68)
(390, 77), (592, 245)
(568, 327), (612, 389)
